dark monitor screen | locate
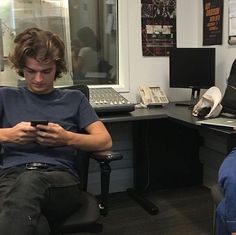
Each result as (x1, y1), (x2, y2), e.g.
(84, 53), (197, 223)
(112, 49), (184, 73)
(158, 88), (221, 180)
(169, 48), (215, 90)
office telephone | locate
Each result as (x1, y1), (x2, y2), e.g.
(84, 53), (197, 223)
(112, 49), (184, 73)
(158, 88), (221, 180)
(139, 85), (169, 106)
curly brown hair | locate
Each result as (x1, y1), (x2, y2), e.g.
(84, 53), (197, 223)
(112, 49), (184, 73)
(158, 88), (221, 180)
(8, 28), (67, 78)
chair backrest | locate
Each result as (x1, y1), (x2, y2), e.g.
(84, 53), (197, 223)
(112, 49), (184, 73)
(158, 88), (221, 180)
(58, 84), (91, 191)
(227, 59), (236, 86)
(221, 60), (236, 114)
(59, 84), (89, 101)
(74, 150), (90, 190)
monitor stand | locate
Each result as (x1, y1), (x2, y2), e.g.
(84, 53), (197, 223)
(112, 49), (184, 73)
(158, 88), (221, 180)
(175, 88), (200, 107)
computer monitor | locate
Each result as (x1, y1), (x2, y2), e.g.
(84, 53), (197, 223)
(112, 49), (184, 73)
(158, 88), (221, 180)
(169, 47), (215, 106)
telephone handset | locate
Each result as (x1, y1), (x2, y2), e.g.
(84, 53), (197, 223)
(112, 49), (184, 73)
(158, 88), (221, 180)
(139, 85), (169, 106)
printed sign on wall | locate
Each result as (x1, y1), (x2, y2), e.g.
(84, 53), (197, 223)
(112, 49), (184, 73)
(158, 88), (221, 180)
(141, 0), (176, 56)
(229, 0), (236, 45)
(203, 0), (223, 45)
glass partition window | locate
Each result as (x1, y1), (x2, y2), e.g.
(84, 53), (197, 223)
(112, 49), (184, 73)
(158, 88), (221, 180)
(0, 0), (118, 87)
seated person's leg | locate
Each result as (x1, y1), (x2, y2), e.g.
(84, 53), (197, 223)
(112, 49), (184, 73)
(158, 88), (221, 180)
(217, 148), (236, 234)
(42, 170), (82, 227)
(0, 169), (51, 234)
(217, 199), (231, 235)
(0, 168), (81, 235)
(34, 214), (51, 235)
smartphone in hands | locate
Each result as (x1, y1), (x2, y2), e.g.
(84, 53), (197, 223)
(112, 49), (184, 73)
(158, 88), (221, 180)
(31, 120), (48, 126)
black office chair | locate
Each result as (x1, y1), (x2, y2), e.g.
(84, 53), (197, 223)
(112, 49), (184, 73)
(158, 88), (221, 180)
(49, 85), (123, 234)
(51, 150), (122, 234)
(210, 184), (224, 235)
(221, 59), (236, 115)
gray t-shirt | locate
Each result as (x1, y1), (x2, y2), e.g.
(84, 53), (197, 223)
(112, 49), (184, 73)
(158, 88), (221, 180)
(0, 86), (99, 174)
(78, 47), (99, 73)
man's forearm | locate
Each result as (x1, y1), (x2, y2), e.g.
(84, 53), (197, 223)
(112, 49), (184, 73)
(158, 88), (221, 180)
(0, 128), (12, 143)
(66, 131), (112, 151)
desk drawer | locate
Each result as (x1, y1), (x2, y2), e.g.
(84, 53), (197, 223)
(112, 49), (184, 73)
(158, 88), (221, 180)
(199, 146), (226, 170)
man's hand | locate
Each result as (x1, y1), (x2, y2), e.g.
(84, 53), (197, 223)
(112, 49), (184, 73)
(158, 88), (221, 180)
(34, 123), (70, 147)
(3, 122), (37, 145)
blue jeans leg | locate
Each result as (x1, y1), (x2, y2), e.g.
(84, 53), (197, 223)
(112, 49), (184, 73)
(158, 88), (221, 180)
(216, 199), (230, 235)
(217, 148), (236, 234)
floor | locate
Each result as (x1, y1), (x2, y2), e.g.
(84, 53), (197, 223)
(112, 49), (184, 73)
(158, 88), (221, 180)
(82, 185), (213, 235)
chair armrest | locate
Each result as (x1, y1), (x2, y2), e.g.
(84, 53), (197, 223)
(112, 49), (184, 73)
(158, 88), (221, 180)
(89, 150), (123, 216)
(89, 150), (123, 162)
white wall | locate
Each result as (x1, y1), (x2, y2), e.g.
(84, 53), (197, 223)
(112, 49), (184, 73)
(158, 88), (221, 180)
(214, 0), (236, 91)
(197, 0), (236, 96)
(121, 0), (236, 104)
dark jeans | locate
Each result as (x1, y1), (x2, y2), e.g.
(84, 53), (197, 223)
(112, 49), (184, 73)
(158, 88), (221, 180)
(0, 165), (82, 235)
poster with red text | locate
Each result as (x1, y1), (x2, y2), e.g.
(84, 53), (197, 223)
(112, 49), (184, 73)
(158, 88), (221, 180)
(203, 0), (223, 45)
(141, 0), (176, 56)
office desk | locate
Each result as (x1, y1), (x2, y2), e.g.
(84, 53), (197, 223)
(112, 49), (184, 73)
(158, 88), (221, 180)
(93, 103), (236, 214)
(99, 106), (168, 123)
(97, 103), (236, 191)
(100, 102), (201, 125)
